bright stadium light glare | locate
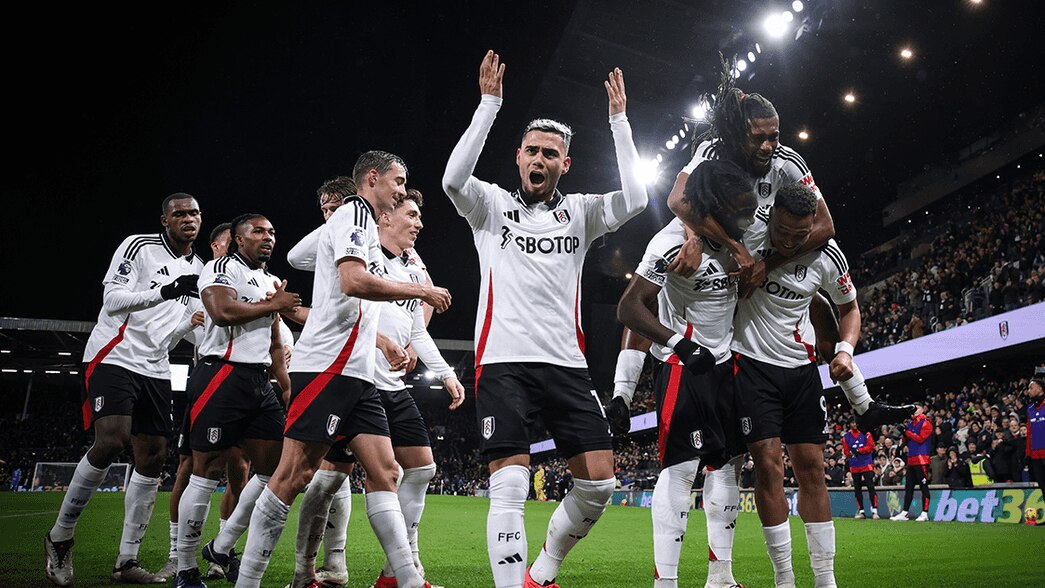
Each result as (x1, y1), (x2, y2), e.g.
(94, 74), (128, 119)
(782, 11), (794, 23)
(635, 158), (661, 186)
(625, 273), (633, 280)
(844, 92), (856, 104)
(748, 51), (757, 63)
(764, 13), (788, 39)
(691, 102), (708, 120)
(900, 48), (913, 59)
(798, 130), (809, 140)
(666, 140), (676, 150)
(737, 59), (748, 72)
(755, 43), (762, 53)
(655, 153), (663, 163)
(792, 0), (804, 12)
(730, 66), (741, 79)
(679, 128), (686, 138)
(671, 134), (679, 143)
(424, 370), (434, 379)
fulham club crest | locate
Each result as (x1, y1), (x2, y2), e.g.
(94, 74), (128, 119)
(207, 427), (221, 444)
(740, 417), (752, 436)
(758, 182), (771, 199)
(690, 430), (704, 450)
(999, 321), (1009, 340)
(794, 265), (807, 281)
(326, 414), (341, 437)
(482, 416), (496, 440)
(94, 396), (104, 412)
(554, 209), (571, 225)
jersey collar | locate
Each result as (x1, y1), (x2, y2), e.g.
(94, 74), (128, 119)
(512, 189), (564, 210)
(381, 246), (410, 265)
(159, 231), (195, 260)
(347, 194), (378, 220)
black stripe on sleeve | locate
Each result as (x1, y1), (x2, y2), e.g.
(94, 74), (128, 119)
(818, 242), (849, 275)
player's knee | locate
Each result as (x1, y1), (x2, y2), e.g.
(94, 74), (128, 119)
(489, 465), (530, 512)
(570, 477), (616, 511)
(403, 463), (437, 485)
(89, 436), (127, 465)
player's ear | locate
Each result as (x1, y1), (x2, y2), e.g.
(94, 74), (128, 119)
(561, 156), (571, 175)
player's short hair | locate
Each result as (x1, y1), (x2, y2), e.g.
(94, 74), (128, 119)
(394, 187), (424, 209)
(774, 182), (818, 217)
(227, 213), (266, 256)
(522, 118), (574, 152)
(209, 222), (231, 245)
(696, 55), (778, 161)
(161, 192), (196, 214)
(683, 159), (756, 240)
(352, 151), (407, 187)
(317, 176), (356, 205)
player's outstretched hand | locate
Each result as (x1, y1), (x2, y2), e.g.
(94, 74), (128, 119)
(445, 376), (465, 410)
(673, 338), (716, 376)
(161, 274), (200, 299)
(267, 280), (302, 312)
(606, 396), (631, 436)
(190, 310), (205, 327)
(422, 286), (452, 314)
(479, 50), (505, 98)
(605, 68), (626, 116)
(666, 235), (704, 278)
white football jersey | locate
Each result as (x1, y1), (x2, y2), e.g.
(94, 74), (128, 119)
(197, 253), (282, 365)
(83, 232), (205, 378)
(731, 209), (857, 368)
(291, 195), (383, 381)
(373, 248), (453, 391)
(444, 97), (648, 368)
(634, 218), (739, 364)
(682, 139), (823, 204)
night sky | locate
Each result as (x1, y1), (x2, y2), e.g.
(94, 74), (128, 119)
(3, 1), (1041, 342)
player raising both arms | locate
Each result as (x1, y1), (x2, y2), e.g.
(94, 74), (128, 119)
(442, 50), (648, 588)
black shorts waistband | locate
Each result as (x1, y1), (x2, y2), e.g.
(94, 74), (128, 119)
(200, 356), (269, 372)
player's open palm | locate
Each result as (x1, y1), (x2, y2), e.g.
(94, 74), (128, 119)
(605, 68), (626, 116)
(479, 50), (505, 98)
(422, 286), (452, 314)
(268, 280), (302, 312)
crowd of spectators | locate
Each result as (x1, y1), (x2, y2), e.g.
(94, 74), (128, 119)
(855, 170), (1044, 352)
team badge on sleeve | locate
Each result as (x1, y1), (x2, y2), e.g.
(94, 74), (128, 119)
(207, 427), (222, 444)
(213, 274), (232, 286)
(350, 228), (366, 247)
(482, 416), (496, 440)
(326, 414), (341, 437)
(117, 261), (133, 275)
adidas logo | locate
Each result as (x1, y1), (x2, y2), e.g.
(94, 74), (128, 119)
(674, 533), (686, 543)
(567, 533), (587, 540)
(156, 267), (169, 276)
(726, 521), (736, 530)
(703, 263), (719, 276)
(497, 552), (523, 565)
(248, 277), (259, 287)
(503, 210), (520, 223)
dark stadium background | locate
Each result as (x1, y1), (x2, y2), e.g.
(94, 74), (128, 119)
(2, 1), (1041, 389)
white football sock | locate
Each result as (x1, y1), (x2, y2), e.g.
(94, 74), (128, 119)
(366, 490), (423, 587)
(703, 464), (740, 586)
(762, 522), (795, 588)
(487, 465), (530, 588)
(805, 521), (837, 587)
(839, 362), (871, 415)
(50, 456), (108, 542)
(529, 476), (615, 584)
(212, 473), (269, 555)
(116, 470), (161, 567)
(295, 469), (346, 584)
(237, 486), (290, 588)
(323, 476), (353, 574)
(177, 475), (218, 572)
(650, 460), (699, 585)
(168, 520), (178, 560)
(613, 349), (646, 406)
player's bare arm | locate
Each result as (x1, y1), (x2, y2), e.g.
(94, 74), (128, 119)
(829, 299), (861, 383)
(667, 185), (758, 285)
(377, 331), (409, 371)
(202, 279), (302, 327)
(616, 277), (673, 347)
(337, 258), (451, 313)
(268, 320), (292, 406)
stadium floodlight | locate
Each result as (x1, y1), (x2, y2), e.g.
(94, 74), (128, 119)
(763, 13), (789, 39)
(792, 0), (804, 12)
(655, 153), (663, 163)
(0, 349), (10, 353)
(755, 42), (762, 53)
(782, 11), (794, 22)
(691, 102), (708, 120)
(58, 351), (72, 356)
(844, 92), (856, 103)
(671, 134), (679, 143)
(900, 48), (913, 59)
(666, 140), (676, 150)
(748, 51), (757, 63)
(737, 59), (748, 72)
(798, 130), (809, 140)
(1, 369), (16, 373)
(424, 370), (434, 380)
(635, 158), (660, 186)
(679, 128), (686, 138)
(625, 273), (633, 280)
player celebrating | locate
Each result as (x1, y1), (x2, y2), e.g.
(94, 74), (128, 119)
(616, 159), (754, 588)
(441, 50), (648, 588)
(234, 151), (450, 588)
(732, 182), (858, 588)
(891, 403), (933, 522)
(45, 193), (204, 586)
(665, 58), (911, 432)
(841, 418), (879, 519)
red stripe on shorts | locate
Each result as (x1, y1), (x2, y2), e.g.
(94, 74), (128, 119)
(190, 363), (235, 426)
(284, 307), (362, 432)
(81, 317), (129, 430)
(658, 363), (684, 466)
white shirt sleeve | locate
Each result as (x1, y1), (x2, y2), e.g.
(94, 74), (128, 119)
(408, 304), (454, 380)
(287, 225), (323, 271)
(441, 95), (503, 229)
(819, 240), (857, 305)
(330, 205), (373, 264)
(278, 318), (295, 350)
(101, 236), (166, 315)
(584, 112), (649, 239)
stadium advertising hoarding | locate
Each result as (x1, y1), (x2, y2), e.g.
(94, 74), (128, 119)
(611, 487), (1043, 524)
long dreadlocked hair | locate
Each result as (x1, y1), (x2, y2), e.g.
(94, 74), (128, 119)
(694, 54), (778, 163)
(683, 159), (757, 241)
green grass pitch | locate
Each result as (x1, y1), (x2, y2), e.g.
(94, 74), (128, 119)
(2, 492), (1039, 587)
